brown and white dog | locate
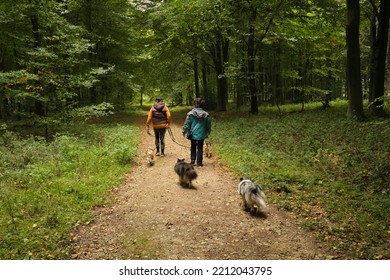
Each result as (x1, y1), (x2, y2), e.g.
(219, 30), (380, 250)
(146, 146), (155, 166)
(204, 141), (212, 158)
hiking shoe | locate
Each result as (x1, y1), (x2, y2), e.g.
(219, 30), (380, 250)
(161, 153), (165, 157)
(156, 152), (160, 156)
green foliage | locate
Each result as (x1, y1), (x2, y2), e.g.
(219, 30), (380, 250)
(0, 0), (136, 119)
(212, 101), (390, 259)
(0, 115), (139, 259)
(69, 102), (115, 120)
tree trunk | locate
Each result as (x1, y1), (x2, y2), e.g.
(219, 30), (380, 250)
(346, 0), (365, 120)
(192, 36), (200, 98)
(31, 14), (42, 49)
(0, 45), (9, 119)
(258, 52), (264, 105)
(222, 37), (229, 106)
(370, 0), (390, 116)
(211, 33), (228, 111)
(272, 47), (282, 109)
(0, 92), (7, 120)
(193, 57), (200, 98)
(235, 43), (245, 108)
(30, 8), (46, 117)
(201, 57), (208, 100)
(248, 8), (258, 115)
(368, 12), (376, 103)
(139, 86), (143, 107)
(85, 0), (97, 104)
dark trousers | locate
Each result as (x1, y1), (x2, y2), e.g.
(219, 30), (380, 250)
(190, 139), (204, 166)
(154, 128), (166, 153)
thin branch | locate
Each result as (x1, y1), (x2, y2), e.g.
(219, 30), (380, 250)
(368, 0), (380, 18)
(254, 0), (284, 54)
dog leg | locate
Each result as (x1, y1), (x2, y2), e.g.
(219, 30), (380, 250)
(242, 197), (249, 211)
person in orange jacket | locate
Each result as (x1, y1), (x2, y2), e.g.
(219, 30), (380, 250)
(146, 96), (171, 157)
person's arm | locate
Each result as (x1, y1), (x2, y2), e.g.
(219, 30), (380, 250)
(166, 106), (171, 126)
(182, 115), (192, 136)
(146, 109), (152, 127)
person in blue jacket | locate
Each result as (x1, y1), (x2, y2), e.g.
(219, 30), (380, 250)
(182, 98), (211, 166)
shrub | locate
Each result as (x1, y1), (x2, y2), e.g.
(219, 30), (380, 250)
(0, 117), (139, 259)
(212, 102), (390, 259)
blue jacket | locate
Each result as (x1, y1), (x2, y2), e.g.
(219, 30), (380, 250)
(182, 108), (211, 140)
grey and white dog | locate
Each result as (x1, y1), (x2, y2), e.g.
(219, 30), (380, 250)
(238, 178), (267, 212)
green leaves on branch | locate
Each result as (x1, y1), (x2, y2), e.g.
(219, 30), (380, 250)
(69, 102), (115, 120)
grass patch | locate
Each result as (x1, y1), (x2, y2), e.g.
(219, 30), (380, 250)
(0, 113), (139, 259)
(211, 101), (390, 259)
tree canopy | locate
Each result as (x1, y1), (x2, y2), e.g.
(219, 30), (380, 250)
(0, 0), (388, 120)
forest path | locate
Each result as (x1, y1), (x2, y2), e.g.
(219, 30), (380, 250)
(70, 114), (328, 260)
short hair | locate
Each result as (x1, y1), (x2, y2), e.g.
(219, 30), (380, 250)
(155, 96), (162, 101)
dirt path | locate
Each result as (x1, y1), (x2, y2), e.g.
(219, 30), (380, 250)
(70, 115), (329, 260)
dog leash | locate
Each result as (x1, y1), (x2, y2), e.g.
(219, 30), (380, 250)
(167, 127), (189, 148)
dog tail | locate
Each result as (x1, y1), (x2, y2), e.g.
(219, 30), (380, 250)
(250, 185), (267, 209)
(252, 193), (267, 209)
(257, 196), (267, 208)
(256, 189), (267, 208)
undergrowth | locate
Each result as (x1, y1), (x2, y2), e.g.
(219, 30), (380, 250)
(1, 101), (389, 260)
(212, 101), (390, 259)
(0, 115), (139, 259)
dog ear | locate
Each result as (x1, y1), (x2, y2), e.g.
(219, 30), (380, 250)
(240, 177), (244, 181)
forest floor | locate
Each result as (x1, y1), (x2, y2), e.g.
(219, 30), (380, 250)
(70, 114), (331, 260)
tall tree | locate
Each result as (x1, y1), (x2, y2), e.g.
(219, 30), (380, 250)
(346, 0), (365, 120)
(0, 0), (124, 123)
(198, 0), (232, 111)
(369, 0), (390, 116)
(210, 31), (229, 111)
(244, 0), (281, 115)
(68, 0), (134, 106)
